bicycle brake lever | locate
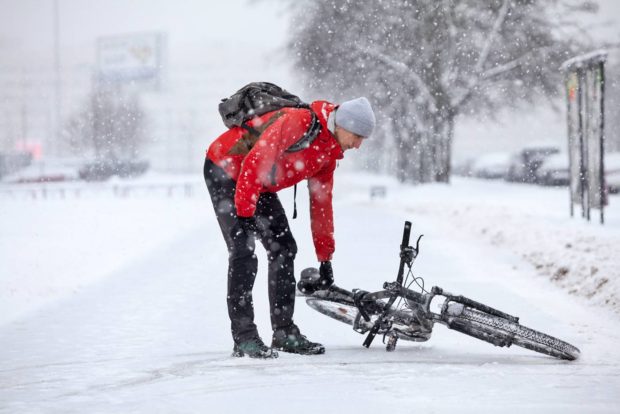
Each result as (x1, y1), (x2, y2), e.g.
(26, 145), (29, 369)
(415, 235), (424, 257)
(399, 235), (424, 266)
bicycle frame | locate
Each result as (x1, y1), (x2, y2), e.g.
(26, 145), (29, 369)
(306, 220), (580, 359)
(313, 220), (520, 349)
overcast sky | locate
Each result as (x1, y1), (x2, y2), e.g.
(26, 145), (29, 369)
(0, 0), (290, 69)
(1, 0), (618, 70)
(1, 0), (618, 161)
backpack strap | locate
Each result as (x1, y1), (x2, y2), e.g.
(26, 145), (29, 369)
(292, 183), (298, 219)
(285, 111), (322, 153)
(234, 109), (322, 220)
(234, 109), (322, 155)
(228, 112), (286, 156)
(240, 123), (261, 137)
(285, 111), (321, 220)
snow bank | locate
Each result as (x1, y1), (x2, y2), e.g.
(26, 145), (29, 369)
(338, 173), (620, 318)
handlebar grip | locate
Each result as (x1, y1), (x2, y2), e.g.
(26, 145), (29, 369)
(401, 221), (412, 247)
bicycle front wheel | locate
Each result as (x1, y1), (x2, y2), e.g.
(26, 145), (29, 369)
(450, 308), (580, 361)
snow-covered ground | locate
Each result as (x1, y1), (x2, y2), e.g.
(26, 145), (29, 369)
(1, 172), (619, 413)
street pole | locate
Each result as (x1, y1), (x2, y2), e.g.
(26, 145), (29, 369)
(52, 0), (61, 157)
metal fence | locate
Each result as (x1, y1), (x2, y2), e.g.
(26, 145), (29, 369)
(0, 181), (203, 200)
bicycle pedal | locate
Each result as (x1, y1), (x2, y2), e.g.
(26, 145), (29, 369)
(385, 334), (398, 352)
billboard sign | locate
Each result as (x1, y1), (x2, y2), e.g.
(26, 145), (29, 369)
(96, 32), (164, 83)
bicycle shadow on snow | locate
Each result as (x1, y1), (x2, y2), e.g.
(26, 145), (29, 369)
(168, 342), (574, 371)
(315, 344), (574, 367)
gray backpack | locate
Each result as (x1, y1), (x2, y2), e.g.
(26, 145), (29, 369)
(218, 82), (321, 153)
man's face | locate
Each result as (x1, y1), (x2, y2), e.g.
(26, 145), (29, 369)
(335, 127), (365, 152)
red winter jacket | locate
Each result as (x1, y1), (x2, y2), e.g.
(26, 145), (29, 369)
(206, 100), (343, 261)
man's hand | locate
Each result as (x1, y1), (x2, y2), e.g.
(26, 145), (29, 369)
(318, 261), (334, 289)
(296, 264), (334, 295)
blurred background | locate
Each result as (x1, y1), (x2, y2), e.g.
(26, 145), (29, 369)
(0, 0), (619, 187)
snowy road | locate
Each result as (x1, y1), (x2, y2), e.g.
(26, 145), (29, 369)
(1, 174), (620, 413)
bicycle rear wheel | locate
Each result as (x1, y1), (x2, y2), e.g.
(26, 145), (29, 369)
(306, 298), (359, 326)
(306, 297), (418, 333)
(450, 308), (580, 360)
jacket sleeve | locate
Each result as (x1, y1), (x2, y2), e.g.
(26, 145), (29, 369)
(308, 162), (336, 262)
(234, 109), (312, 217)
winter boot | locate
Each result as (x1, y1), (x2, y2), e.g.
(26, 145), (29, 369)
(232, 337), (279, 359)
(272, 325), (325, 355)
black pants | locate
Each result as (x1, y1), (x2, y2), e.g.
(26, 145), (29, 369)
(203, 158), (298, 343)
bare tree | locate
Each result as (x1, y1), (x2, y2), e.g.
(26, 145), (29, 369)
(63, 85), (147, 160)
(289, 0), (597, 183)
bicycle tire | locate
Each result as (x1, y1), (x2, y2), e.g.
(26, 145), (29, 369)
(306, 298), (359, 326)
(454, 308), (580, 360)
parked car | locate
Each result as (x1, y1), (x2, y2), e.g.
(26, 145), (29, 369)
(536, 152), (570, 186)
(78, 159), (150, 181)
(1, 158), (80, 183)
(470, 152), (512, 179)
(533, 151), (620, 192)
(505, 145), (560, 184)
(0, 151), (33, 179)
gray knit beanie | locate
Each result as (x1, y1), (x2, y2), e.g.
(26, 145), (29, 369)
(335, 97), (376, 138)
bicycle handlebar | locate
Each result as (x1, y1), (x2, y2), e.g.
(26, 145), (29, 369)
(363, 221), (414, 348)
(396, 221), (412, 285)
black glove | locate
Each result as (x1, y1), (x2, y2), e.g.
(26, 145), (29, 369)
(297, 267), (320, 294)
(297, 263), (334, 295)
(233, 216), (262, 238)
(318, 261), (334, 289)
